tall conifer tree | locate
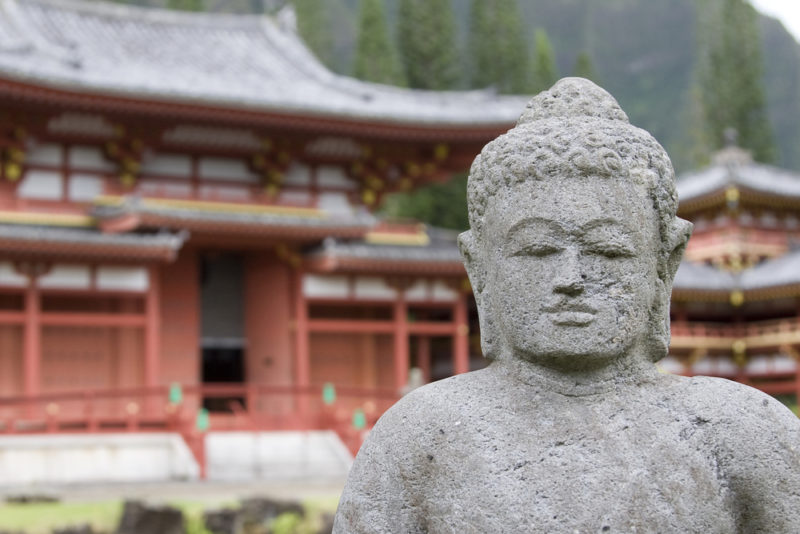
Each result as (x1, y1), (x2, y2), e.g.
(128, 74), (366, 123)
(354, 0), (406, 85)
(397, 0), (460, 90)
(531, 29), (558, 94)
(695, 0), (776, 162)
(573, 51), (598, 82)
(293, 0), (337, 69)
(468, 0), (529, 94)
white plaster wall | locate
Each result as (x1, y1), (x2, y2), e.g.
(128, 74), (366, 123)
(279, 190), (312, 205)
(68, 174), (104, 201)
(317, 166), (356, 190)
(404, 280), (429, 302)
(205, 431), (352, 481)
(198, 157), (258, 182)
(38, 264), (91, 290)
(283, 163), (311, 186)
(141, 154), (192, 178)
(198, 184), (249, 201)
(303, 275), (349, 299)
(354, 277), (397, 300)
(431, 280), (458, 302)
(18, 170), (63, 200)
(318, 192), (352, 215)
(96, 266), (149, 292)
(69, 146), (114, 171)
(0, 434), (198, 487)
(26, 144), (62, 166)
(657, 356), (685, 375)
(0, 262), (26, 287)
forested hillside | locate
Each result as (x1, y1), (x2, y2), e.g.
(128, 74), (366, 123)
(105, 0), (800, 174)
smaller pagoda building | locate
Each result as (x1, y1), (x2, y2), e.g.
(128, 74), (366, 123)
(666, 142), (800, 412)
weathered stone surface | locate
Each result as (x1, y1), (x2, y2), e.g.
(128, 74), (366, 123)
(203, 508), (240, 534)
(115, 500), (183, 534)
(334, 78), (800, 532)
(52, 526), (95, 534)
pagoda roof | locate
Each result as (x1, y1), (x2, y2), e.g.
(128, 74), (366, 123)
(306, 227), (465, 275)
(677, 146), (800, 211)
(0, 0), (528, 129)
(673, 260), (735, 292)
(0, 223), (186, 262)
(92, 195), (375, 239)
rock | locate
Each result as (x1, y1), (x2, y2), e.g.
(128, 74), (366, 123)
(202, 508), (240, 534)
(52, 526), (94, 534)
(5, 494), (58, 504)
(115, 500), (183, 534)
(239, 498), (303, 525)
(333, 77), (800, 532)
(315, 513), (334, 534)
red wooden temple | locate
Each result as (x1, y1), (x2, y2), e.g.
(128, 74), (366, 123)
(0, 0), (797, 483)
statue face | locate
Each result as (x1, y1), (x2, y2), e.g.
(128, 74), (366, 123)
(480, 173), (660, 371)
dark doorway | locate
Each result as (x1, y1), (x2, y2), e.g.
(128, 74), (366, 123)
(200, 253), (246, 412)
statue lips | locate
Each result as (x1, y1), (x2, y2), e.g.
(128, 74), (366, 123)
(541, 303), (597, 326)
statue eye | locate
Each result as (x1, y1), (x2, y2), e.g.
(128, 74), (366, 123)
(512, 243), (562, 257)
(585, 244), (634, 258)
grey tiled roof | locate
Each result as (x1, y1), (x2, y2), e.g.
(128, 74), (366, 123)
(0, 0), (529, 126)
(0, 223), (186, 250)
(92, 197), (376, 229)
(740, 250), (800, 290)
(307, 227), (463, 264)
(672, 260), (735, 291)
(677, 152), (800, 203)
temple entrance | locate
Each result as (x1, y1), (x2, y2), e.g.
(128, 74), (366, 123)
(200, 253), (246, 412)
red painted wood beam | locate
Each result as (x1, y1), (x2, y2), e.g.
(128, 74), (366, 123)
(23, 277), (40, 399)
(40, 313), (146, 327)
(144, 265), (161, 389)
(453, 292), (470, 375)
(294, 271), (311, 425)
(394, 294), (409, 391)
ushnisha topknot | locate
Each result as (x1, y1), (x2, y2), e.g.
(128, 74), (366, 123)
(516, 77), (629, 125)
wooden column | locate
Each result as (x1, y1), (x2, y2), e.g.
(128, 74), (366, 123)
(294, 270), (310, 422)
(23, 274), (41, 399)
(144, 265), (161, 389)
(393, 292), (409, 391)
(453, 291), (470, 375)
(417, 336), (431, 383)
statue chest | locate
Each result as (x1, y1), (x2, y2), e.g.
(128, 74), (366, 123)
(413, 411), (737, 533)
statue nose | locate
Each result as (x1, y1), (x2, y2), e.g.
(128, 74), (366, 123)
(553, 250), (584, 295)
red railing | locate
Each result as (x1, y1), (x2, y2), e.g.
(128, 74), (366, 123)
(0, 383), (401, 476)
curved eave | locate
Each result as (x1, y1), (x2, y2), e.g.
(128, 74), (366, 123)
(0, 77), (516, 143)
(0, 235), (182, 262)
(306, 255), (466, 276)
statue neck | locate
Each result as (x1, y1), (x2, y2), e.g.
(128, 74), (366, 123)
(491, 350), (660, 397)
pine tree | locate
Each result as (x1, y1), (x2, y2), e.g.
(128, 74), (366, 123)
(353, 0), (406, 85)
(695, 0), (776, 162)
(293, 0), (337, 69)
(531, 29), (558, 94)
(573, 51), (598, 82)
(167, 0), (203, 10)
(468, 0), (529, 94)
(397, 0), (460, 90)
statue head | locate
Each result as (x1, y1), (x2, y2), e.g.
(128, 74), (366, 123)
(458, 78), (692, 372)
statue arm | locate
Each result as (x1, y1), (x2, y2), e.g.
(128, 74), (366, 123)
(333, 402), (426, 534)
(724, 392), (800, 532)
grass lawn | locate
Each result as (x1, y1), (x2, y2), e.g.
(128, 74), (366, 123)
(0, 496), (340, 534)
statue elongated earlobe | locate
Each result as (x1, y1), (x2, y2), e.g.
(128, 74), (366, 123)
(458, 230), (484, 295)
(662, 217), (693, 282)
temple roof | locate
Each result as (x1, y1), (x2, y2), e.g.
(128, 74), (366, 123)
(672, 260), (735, 292)
(0, 224), (186, 261)
(0, 0), (528, 127)
(676, 146), (800, 207)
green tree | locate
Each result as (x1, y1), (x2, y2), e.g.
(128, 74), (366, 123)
(397, 0), (460, 90)
(468, 0), (529, 94)
(572, 51), (598, 82)
(531, 29), (558, 94)
(293, 0), (337, 69)
(354, 0), (406, 85)
(381, 175), (469, 231)
(167, 0), (203, 10)
(694, 0), (776, 162)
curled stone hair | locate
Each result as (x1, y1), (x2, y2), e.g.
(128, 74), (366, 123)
(464, 77), (692, 361)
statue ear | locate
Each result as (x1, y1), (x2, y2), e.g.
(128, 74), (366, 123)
(458, 230), (485, 295)
(662, 217), (693, 282)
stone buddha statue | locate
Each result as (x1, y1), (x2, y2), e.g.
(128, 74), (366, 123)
(333, 78), (800, 533)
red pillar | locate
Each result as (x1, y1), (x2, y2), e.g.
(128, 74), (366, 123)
(417, 336), (431, 383)
(393, 293), (409, 391)
(294, 271), (310, 423)
(144, 265), (161, 389)
(23, 274), (40, 399)
(453, 291), (470, 375)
